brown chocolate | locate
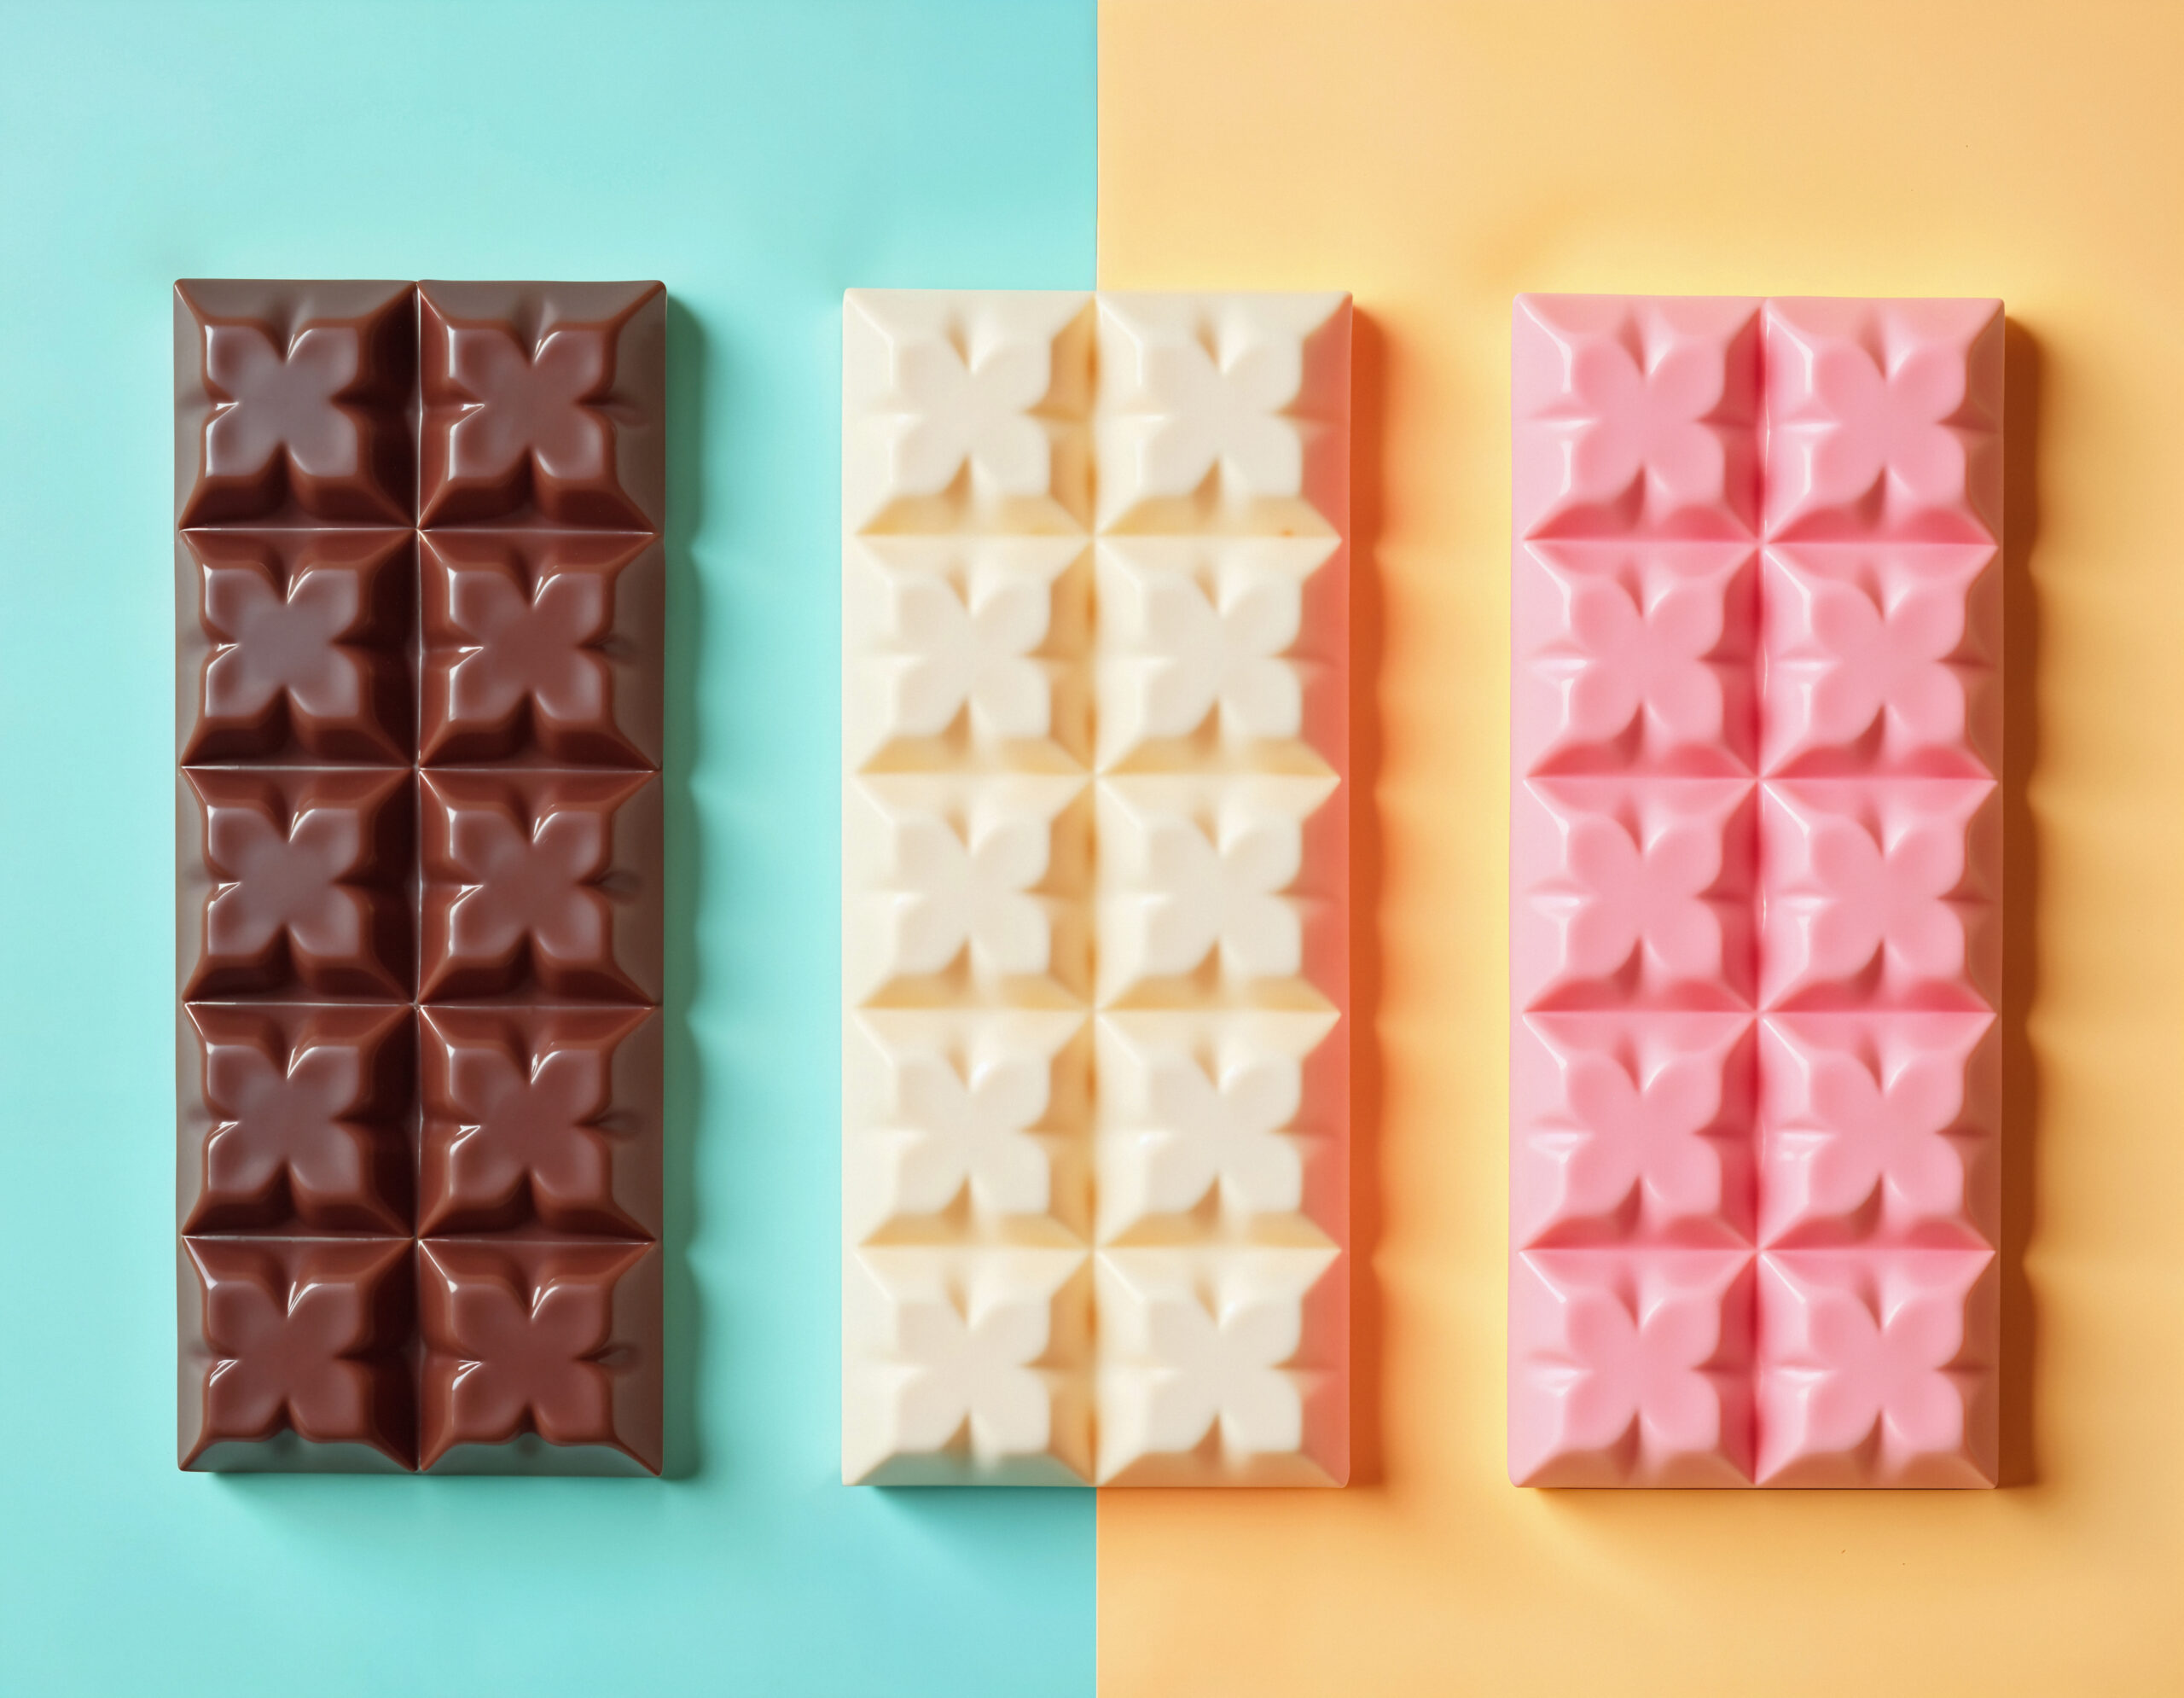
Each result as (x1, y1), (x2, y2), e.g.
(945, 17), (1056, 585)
(417, 1239), (662, 1473)
(177, 530), (415, 763)
(175, 280), (416, 527)
(179, 1003), (415, 1234)
(177, 766), (414, 1001)
(418, 1006), (661, 1239)
(420, 532), (662, 767)
(177, 279), (665, 1475)
(419, 769), (661, 1003)
(419, 282), (665, 530)
(179, 1236), (416, 1470)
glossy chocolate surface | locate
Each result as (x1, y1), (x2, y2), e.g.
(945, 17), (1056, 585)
(177, 279), (665, 1475)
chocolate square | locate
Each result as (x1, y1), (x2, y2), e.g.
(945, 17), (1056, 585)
(175, 280), (415, 527)
(418, 1006), (661, 1238)
(417, 1238), (662, 1474)
(178, 766), (414, 1001)
(418, 281), (665, 530)
(179, 1236), (416, 1470)
(420, 532), (662, 766)
(179, 1003), (415, 1235)
(177, 529), (415, 764)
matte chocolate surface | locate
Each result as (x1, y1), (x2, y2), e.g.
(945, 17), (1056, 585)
(176, 279), (665, 1474)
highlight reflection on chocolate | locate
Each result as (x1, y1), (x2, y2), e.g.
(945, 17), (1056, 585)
(175, 280), (665, 1474)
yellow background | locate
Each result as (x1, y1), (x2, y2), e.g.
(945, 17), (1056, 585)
(1097, 2), (2184, 1692)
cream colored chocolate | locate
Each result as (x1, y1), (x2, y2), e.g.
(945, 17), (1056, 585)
(841, 291), (1350, 1486)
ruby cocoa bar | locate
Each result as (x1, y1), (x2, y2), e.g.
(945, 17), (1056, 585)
(174, 280), (665, 1473)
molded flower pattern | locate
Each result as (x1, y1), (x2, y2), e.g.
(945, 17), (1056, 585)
(439, 564), (611, 747)
(880, 1047), (1054, 1220)
(1758, 1015), (1994, 1245)
(426, 323), (622, 523)
(1095, 1250), (1336, 1482)
(1518, 544), (1755, 773)
(886, 569), (1054, 742)
(1763, 300), (2003, 541)
(1760, 781), (1996, 1009)
(882, 1281), (1060, 1462)
(186, 1241), (410, 1465)
(421, 775), (655, 1002)
(1513, 1015), (1753, 1245)
(206, 558), (356, 703)
(193, 321), (394, 522)
(844, 293), (1089, 532)
(424, 1036), (617, 1235)
(883, 805), (1055, 981)
(1099, 1038), (1304, 1236)
(1517, 780), (1755, 1009)
(1509, 1250), (1751, 1485)
(189, 772), (407, 998)
(1096, 542), (1316, 765)
(193, 1011), (406, 1232)
(1098, 783), (1327, 999)
(1095, 297), (1341, 530)
(446, 809), (604, 979)
(1761, 545), (1997, 775)
(1513, 297), (1760, 538)
(419, 1249), (628, 1467)
(1756, 1250), (1994, 1484)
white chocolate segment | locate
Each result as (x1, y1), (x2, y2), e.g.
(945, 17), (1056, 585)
(844, 291), (1349, 1487)
(1091, 536), (1342, 772)
(1093, 293), (1349, 535)
(1093, 1247), (1345, 1486)
(843, 290), (1094, 535)
(845, 537), (1091, 773)
(844, 1247), (1093, 1485)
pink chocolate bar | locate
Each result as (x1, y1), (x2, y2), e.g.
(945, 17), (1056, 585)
(1508, 295), (2003, 1487)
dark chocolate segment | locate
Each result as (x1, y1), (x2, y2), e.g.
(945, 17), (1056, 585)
(179, 1003), (415, 1235)
(417, 1238), (662, 1473)
(177, 529), (414, 764)
(178, 766), (414, 1000)
(179, 1236), (415, 1469)
(418, 769), (661, 1003)
(420, 532), (662, 767)
(418, 1006), (661, 1238)
(175, 280), (415, 527)
(418, 282), (665, 530)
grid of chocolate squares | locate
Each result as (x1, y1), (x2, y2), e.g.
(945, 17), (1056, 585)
(174, 280), (666, 1473)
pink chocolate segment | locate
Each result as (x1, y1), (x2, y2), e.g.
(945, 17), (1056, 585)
(1509, 294), (2002, 1488)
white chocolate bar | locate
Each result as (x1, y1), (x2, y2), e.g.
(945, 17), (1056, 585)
(842, 290), (1350, 1486)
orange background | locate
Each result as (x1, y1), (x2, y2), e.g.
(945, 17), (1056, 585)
(1097, 2), (2184, 1692)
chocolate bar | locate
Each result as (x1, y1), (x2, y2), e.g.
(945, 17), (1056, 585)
(840, 291), (1351, 1486)
(1507, 294), (2003, 1486)
(174, 279), (666, 1474)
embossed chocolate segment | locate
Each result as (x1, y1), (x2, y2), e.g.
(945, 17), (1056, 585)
(419, 1006), (661, 1238)
(418, 281), (665, 530)
(179, 1004), (414, 1235)
(420, 532), (662, 767)
(177, 766), (413, 1001)
(177, 530), (414, 765)
(417, 1238), (662, 1474)
(178, 1236), (415, 1470)
(418, 769), (661, 1003)
(174, 280), (415, 527)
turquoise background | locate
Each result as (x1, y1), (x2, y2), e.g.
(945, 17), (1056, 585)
(0, 2), (1095, 1693)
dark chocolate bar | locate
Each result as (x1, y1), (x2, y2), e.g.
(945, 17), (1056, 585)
(174, 279), (665, 1474)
